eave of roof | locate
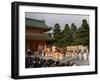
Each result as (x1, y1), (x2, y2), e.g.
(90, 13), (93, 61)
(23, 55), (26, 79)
(26, 33), (54, 41)
(26, 25), (52, 31)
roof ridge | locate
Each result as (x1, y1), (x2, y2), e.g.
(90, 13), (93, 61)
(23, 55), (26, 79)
(26, 18), (44, 22)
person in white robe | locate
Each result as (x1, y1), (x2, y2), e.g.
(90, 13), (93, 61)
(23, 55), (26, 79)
(78, 51), (82, 60)
(83, 52), (88, 61)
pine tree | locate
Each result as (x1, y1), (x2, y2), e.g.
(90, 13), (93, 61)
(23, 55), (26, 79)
(70, 23), (78, 45)
(53, 23), (62, 40)
(77, 19), (89, 47)
(53, 23), (62, 46)
(61, 24), (72, 46)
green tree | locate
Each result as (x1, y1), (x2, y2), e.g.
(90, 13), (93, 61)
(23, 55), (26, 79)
(52, 19), (89, 49)
(53, 23), (62, 46)
(70, 23), (78, 45)
(53, 23), (62, 40)
(61, 24), (73, 46)
(77, 19), (89, 47)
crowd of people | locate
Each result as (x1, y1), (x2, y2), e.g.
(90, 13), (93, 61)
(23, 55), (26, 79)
(65, 50), (89, 61)
(25, 48), (89, 68)
(28, 48), (89, 61)
(25, 55), (76, 68)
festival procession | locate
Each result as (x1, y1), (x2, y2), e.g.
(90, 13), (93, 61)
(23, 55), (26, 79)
(25, 13), (89, 68)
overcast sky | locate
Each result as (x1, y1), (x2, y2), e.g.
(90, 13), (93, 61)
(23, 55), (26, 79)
(25, 12), (89, 31)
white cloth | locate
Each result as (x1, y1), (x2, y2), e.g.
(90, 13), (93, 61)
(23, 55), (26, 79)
(83, 53), (87, 60)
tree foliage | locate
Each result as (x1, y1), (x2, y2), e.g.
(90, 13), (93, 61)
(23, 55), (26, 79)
(52, 19), (89, 48)
(53, 23), (62, 46)
(53, 23), (62, 40)
(77, 19), (89, 47)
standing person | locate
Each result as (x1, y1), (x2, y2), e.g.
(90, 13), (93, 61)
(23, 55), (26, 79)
(74, 51), (78, 59)
(78, 50), (82, 60)
(83, 50), (88, 61)
(71, 51), (74, 58)
(65, 51), (68, 57)
(41, 51), (45, 57)
(86, 49), (89, 60)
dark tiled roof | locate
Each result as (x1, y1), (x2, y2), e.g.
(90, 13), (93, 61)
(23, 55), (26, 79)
(26, 18), (52, 30)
